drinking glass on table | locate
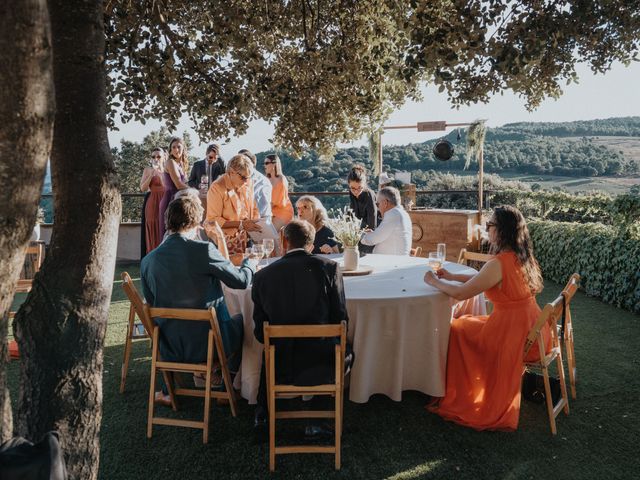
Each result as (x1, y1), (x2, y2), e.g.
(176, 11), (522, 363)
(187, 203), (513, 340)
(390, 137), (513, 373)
(428, 252), (442, 273)
(262, 238), (275, 265)
(437, 243), (446, 263)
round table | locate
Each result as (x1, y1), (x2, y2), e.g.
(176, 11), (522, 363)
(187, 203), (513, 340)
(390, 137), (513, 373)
(223, 254), (486, 404)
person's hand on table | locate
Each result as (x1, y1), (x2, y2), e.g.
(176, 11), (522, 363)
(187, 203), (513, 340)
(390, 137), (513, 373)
(319, 244), (333, 254)
(423, 270), (439, 287)
(363, 228), (373, 233)
(436, 267), (455, 280)
(243, 220), (262, 232)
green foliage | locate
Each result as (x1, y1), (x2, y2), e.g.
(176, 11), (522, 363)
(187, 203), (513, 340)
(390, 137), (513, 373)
(105, 2), (640, 153)
(502, 117), (640, 137)
(529, 221), (640, 313)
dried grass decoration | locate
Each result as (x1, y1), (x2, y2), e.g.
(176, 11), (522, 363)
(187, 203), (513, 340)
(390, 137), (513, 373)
(325, 207), (366, 248)
(465, 120), (487, 169)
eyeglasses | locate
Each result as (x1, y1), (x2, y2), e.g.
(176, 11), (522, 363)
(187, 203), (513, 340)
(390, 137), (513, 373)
(232, 169), (249, 181)
(207, 155), (216, 160)
(349, 185), (364, 193)
(263, 161), (275, 166)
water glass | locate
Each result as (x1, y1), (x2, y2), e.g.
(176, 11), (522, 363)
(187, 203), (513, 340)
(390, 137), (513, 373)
(252, 244), (265, 260)
(437, 243), (446, 262)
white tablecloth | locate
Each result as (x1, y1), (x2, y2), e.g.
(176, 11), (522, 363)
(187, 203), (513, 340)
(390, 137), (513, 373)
(224, 254), (486, 404)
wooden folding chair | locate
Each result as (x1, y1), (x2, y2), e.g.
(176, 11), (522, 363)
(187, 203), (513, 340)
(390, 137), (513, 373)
(120, 272), (153, 393)
(410, 246), (422, 257)
(560, 273), (580, 400)
(524, 294), (570, 435)
(457, 247), (493, 268)
(146, 306), (237, 443)
(264, 321), (347, 471)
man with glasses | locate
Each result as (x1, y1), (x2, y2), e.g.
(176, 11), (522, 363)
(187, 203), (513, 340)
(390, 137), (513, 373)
(360, 186), (412, 255)
(188, 143), (226, 193)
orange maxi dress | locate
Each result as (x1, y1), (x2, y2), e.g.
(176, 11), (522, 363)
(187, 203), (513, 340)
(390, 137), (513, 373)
(429, 251), (551, 431)
(145, 174), (165, 253)
(270, 177), (294, 228)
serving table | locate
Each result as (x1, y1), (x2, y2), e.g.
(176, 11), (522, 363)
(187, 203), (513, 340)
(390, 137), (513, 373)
(224, 254), (486, 404)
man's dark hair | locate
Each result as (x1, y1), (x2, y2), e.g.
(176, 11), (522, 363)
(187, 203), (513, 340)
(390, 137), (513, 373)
(238, 148), (257, 166)
(284, 219), (316, 250)
(165, 195), (203, 233)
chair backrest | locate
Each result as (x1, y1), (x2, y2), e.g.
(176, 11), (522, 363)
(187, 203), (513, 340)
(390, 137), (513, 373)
(121, 272), (154, 336)
(146, 306), (217, 331)
(410, 246), (422, 257)
(264, 322), (347, 383)
(524, 294), (563, 359)
(562, 273), (580, 303)
(457, 248), (493, 266)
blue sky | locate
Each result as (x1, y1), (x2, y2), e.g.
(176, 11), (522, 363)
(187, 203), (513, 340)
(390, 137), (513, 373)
(108, 61), (640, 160)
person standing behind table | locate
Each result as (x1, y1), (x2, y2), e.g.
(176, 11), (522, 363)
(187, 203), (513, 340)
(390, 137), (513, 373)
(360, 186), (411, 255)
(159, 137), (190, 238)
(141, 194), (256, 405)
(263, 153), (294, 231)
(252, 219), (351, 436)
(140, 147), (166, 255)
(423, 206), (550, 431)
(295, 195), (339, 254)
(204, 154), (262, 250)
(188, 143), (225, 193)
(238, 149), (272, 222)
(347, 164), (377, 254)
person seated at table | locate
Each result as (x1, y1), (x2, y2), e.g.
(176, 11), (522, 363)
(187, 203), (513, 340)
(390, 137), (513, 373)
(295, 195), (339, 254)
(360, 186), (411, 255)
(141, 194), (256, 405)
(423, 205), (550, 431)
(238, 149), (273, 221)
(205, 153), (262, 255)
(252, 219), (351, 438)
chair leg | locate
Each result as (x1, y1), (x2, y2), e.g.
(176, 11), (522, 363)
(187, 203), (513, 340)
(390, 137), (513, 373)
(555, 351), (570, 416)
(214, 329), (237, 417)
(565, 333), (577, 400)
(147, 328), (160, 439)
(268, 350), (276, 472)
(119, 303), (136, 394)
(203, 331), (214, 444)
(541, 366), (557, 435)
(163, 371), (178, 411)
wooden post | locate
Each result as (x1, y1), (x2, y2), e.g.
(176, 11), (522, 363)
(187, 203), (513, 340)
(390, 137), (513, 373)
(477, 146), (484, 211)
(377, 130), (383, 177)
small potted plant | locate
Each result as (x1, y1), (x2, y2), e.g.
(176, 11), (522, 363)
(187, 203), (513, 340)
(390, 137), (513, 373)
(326, 207), (365, 271)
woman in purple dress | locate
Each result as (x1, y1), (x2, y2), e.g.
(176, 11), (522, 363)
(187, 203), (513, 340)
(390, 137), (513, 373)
(159, 137), (189, 237)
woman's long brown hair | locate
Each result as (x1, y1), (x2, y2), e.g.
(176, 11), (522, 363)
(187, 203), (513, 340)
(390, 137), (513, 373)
(490, 205), (543, 294)
(168, 137), (189, 175)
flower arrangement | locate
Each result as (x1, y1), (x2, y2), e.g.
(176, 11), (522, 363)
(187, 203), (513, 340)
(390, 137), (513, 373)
(326, 207), (365, 248)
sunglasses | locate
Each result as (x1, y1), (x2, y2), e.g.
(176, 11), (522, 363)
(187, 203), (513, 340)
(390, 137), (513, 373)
(151, 155), (162, 159)
(208, 155), (217, 160)
(264, 161), (275, 166)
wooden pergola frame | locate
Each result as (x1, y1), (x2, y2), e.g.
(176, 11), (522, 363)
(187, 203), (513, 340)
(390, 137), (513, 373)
(380, 120), (486, 211)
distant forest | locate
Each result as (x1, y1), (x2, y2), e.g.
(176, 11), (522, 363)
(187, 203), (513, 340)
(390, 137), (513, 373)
(266, 117), (640, 195)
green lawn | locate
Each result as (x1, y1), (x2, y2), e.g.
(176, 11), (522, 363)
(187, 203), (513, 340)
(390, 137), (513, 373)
(7, 263), (640, 479)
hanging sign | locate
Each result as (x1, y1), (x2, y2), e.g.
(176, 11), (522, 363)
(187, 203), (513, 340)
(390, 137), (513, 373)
(417, 121), (447, 132)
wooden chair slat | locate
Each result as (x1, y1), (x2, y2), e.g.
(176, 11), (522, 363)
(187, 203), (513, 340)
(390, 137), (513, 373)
(266, 324), (344, 338)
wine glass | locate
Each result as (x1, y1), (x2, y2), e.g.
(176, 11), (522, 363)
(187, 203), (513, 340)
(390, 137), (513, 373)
(428, 252), (442, 273)
(437, 243), (446, 263)
(262, 239), (275, 265)
(252, 244), (265, 265)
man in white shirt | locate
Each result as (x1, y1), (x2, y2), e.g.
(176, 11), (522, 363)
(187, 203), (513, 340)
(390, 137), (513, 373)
(238, 149), (272, 220)
(360, 186), (412, 255)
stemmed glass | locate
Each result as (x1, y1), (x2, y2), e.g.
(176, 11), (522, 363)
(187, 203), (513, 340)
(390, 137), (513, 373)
(252, 244), (265, 268)
(262, 239), (275, 265)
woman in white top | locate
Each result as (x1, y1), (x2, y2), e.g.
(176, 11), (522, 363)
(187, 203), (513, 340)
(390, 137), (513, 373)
(360, 186), (412, 255)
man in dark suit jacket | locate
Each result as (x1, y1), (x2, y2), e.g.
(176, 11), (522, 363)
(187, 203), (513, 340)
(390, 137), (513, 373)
(187, 143), (225, 191)
(141, 193), (256, 404)
(252, 220), (350, 434)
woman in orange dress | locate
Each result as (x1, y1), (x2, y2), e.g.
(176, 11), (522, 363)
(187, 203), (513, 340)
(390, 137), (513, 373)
(140, 147), (166, 253)
(423, 205), (550, 431)
(264, 154), (294, 231)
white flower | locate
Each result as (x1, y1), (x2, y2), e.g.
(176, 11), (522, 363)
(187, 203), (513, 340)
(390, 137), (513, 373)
(325, 207), (365, 248)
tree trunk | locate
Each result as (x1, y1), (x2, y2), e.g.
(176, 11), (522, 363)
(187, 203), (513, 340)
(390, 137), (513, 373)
(0, 0), (54, 442)
(14, 0), (121, 478)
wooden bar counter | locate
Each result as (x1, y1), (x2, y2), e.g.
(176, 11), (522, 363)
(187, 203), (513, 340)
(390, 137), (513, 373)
(408, 208), (481, 261)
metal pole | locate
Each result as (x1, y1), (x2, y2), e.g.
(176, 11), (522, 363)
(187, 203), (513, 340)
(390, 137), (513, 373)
(478, 146), (484, 211)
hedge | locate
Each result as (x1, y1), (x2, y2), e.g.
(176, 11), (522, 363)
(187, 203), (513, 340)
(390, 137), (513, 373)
(529, 220), (640, 314)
